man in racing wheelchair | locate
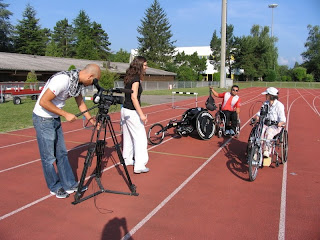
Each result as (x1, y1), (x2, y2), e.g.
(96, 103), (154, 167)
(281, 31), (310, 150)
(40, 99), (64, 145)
(252, 87), (286, 159)
(210, 85), (241, 136)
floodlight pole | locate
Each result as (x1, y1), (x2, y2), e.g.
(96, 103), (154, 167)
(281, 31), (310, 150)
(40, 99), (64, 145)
(219, 0), (227, 89)
(268, 3), (278, 38)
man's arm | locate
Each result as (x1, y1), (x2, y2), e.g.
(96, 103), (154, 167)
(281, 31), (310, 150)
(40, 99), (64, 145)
(209, 87), (219, 97)
(75, 95), (95, 125)
(39, 89), (76, 122)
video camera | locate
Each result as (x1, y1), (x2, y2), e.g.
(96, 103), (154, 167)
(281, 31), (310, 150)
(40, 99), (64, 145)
(92, 78), (132, 106)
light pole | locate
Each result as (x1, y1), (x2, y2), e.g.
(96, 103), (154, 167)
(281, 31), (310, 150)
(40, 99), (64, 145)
(268, 3), (278, 38)
(220, 0), (227, 89)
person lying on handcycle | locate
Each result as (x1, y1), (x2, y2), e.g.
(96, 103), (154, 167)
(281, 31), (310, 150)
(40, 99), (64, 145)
(210, 85), (241, 136)
(252, 87), (286, 158)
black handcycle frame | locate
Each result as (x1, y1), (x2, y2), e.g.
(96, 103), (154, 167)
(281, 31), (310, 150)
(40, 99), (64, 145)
(147, 107), (215, 145)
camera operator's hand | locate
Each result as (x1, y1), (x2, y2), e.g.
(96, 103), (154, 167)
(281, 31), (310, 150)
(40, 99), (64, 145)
(65, 112), (77, 122)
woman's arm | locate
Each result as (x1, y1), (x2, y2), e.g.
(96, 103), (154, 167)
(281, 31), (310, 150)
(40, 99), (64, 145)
(131, 82), (147, 122)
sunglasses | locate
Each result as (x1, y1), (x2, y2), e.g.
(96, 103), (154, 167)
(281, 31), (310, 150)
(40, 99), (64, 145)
(232, 89), (239, 92)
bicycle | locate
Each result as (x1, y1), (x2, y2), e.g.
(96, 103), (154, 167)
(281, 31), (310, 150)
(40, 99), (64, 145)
(148, 107), (215, 145)
(246, 103), (289, 181)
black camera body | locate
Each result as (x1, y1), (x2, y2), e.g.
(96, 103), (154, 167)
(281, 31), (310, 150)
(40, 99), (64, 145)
(92, 78), (132, 108)
(93, 91), (124, 106)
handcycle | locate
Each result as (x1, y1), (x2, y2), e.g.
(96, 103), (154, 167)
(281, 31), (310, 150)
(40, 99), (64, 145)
(147, 107), (215, 145)
(214, 104), (241, 138)
(246, 103), (289, 181)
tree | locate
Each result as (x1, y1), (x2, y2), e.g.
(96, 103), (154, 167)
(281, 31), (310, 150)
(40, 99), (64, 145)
(109, 48), (130, 63)
(91, 21), (111, 60)
(73, 10), (111, 60)
(13, 4), (46, 55)
(99, 69), (119, 89)
(73, 10), (96, 59)
(137, 0), (176, 68)
(301, 25), (320, 81)
(292, 67), (307, 81)
(0, 0), (13, 51)
(233, 25), (278, 81)
(210, 30), (221, 69)
(46, 18), (75, 57)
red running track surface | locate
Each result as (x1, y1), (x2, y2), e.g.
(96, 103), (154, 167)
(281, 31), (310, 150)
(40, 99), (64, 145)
(0, 87), (319, 240)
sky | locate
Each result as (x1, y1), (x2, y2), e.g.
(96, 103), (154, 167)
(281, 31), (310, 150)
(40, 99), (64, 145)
(4, 0), (320, 68)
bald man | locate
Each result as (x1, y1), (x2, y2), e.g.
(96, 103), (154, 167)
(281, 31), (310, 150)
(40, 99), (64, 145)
(32, 64), (101, 199)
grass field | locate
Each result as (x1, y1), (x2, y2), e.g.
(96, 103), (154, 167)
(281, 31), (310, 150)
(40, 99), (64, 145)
(0, 81), (319, 132)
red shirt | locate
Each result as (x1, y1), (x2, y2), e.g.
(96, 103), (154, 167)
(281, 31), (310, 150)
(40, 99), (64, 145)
(218, 92), (241, 111)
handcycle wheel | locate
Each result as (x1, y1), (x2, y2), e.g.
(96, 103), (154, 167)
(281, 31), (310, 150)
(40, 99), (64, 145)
(248, 145), (260, 181)
(246, 126), (256, 155)
(196, 110), (215, 140)
(281, 130), (288, 163)
(147, 123), (165, 145)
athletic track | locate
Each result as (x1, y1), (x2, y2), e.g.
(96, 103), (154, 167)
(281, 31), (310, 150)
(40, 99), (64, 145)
(0, 87), (319, 240)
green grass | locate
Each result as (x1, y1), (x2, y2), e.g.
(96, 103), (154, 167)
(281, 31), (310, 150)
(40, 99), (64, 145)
(0, 97), (121, 133)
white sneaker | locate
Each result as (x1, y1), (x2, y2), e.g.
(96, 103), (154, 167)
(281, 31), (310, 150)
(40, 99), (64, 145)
(134, 168), (150, 174)
(225, 129), (230, 135)
(230, 129), (235, 136)
(263, 150), (269, 158)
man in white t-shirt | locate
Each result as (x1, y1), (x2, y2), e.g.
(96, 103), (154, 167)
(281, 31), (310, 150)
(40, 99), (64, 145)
(32, 64), (101, 199)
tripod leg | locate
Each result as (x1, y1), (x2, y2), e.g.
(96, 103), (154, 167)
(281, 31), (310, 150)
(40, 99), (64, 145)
(106, 117), (138, 195)
(73, 122), (105, 204)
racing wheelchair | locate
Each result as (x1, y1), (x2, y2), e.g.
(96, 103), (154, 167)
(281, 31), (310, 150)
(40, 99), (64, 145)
(147, 107), (215, 145)
(214, 104), (241, 138)
(246, 103), (289, 181)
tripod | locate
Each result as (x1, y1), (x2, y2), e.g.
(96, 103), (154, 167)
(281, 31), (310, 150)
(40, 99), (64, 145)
(72, 103), (139, 205)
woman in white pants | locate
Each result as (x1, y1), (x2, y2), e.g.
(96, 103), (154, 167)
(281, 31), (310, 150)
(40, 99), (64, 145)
(121, 56), (149, 174)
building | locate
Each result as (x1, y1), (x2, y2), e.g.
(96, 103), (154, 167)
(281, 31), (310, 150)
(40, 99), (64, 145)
(0, 52), (176, 82)
(130, 46), (219, 81)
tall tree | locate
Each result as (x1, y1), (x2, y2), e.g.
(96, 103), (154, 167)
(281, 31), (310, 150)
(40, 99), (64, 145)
(13, 4), (46, 55)
(137, 0), (176, 68)
(73, 10), (111, 60)
(47, 18), (75, 57)
(92, 21), (111, 60)
(0, 0), (13, 51)
(233, 25), (277, 81)
(73, 10), (97, 59)
(301, 25), (320, 81)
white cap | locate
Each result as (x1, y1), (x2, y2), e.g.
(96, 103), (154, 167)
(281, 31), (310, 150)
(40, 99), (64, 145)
(262, 87), (278, 96)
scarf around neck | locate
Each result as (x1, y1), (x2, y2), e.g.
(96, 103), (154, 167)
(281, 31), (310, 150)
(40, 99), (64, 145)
(48, 69), (82, 97)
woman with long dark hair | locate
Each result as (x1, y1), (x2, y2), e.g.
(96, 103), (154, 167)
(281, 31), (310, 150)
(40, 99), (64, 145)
(121, 56), (149, 174)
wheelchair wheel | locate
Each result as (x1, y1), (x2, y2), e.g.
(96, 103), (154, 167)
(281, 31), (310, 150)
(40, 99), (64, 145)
(196, 110), (215, 140)
(235, 121), (241, 138)
(248, 145), (261, 181)
(215, 113), (223, 138)
(281, 130), (288, 163)
(148, 123), (165, 145)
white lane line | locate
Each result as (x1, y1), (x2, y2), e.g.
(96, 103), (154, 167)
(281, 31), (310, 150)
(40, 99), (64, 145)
(278, 94), (301, 240)
(121, 117), (252, 240)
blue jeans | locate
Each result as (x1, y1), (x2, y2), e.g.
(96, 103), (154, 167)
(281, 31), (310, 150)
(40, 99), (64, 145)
(32, 113), (77, 192)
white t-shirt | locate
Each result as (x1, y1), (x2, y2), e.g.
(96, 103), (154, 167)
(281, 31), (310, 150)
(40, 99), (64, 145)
(33, 74), (71, 118)
(257, 99), (286, 123)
